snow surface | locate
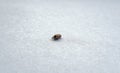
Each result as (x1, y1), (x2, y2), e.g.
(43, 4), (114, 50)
(0, 0), (120, 73)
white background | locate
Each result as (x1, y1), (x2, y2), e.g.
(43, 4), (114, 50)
(0, 0), (120, 73)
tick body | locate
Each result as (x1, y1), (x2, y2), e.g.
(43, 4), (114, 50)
(52, 34), (62, 40)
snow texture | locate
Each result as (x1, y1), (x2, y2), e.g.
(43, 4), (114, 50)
(0, 0), (120, 73)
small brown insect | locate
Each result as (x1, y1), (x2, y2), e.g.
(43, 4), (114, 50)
(52, 34), (62, 40)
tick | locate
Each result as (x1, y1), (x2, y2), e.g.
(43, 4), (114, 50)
(52, 34), (62, 40)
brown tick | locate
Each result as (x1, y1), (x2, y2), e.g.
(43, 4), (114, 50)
(52, 34), (62, 40)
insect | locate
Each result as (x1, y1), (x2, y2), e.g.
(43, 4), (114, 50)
(52, 34), (62, 40)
